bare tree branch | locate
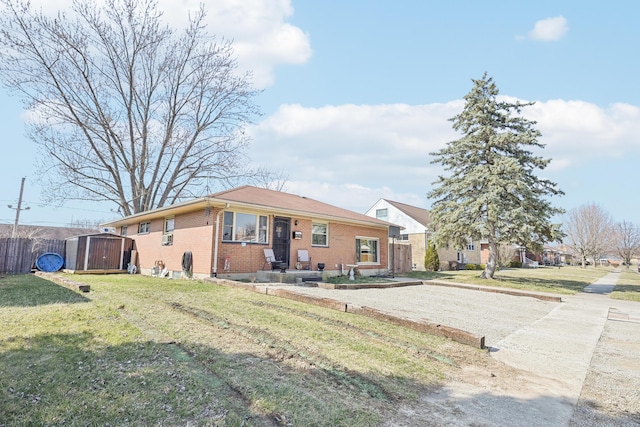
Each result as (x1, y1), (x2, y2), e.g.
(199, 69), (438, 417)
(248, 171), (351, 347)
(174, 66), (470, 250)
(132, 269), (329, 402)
(563, 203), (614, 267)
(0, 0), (262, 215)
(614, 220), (640, 267)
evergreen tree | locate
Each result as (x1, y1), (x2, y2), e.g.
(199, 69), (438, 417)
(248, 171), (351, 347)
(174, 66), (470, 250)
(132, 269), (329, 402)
(427, 73), (564, 279)
(424, 242), (440, 271)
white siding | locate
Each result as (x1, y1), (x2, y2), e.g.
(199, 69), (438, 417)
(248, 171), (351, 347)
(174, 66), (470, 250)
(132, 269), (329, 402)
(365, 199), (426, 234)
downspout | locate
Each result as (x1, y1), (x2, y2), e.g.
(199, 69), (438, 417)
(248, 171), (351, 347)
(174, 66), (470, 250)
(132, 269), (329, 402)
(212, 208), (224, 277)
(119, 237), (125, 270)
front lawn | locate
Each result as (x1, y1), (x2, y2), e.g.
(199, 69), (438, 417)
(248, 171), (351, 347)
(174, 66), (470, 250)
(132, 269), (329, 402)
(0, 273), (472, 427)
(611, 268), (640, 302)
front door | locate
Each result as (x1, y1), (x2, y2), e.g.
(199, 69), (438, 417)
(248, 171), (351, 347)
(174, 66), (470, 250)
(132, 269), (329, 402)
(272, 217), (291, 267)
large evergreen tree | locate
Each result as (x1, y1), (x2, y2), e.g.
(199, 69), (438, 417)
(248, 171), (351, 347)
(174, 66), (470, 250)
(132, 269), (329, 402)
(428, 73), (564, 279)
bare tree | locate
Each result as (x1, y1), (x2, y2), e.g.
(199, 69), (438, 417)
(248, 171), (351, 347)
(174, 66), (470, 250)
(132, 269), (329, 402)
(0, 225), (46, 239)
(69, 218), (103, 231)
(563, 203), (614, 267)
(245, 167), (290, 192)
(497, 243), (517, 268)
(0, 0), (260, 216)
(614, 220), (640, 267)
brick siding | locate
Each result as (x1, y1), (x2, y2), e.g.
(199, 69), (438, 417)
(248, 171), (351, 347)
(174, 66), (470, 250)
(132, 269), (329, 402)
(122, 209), (388, 277)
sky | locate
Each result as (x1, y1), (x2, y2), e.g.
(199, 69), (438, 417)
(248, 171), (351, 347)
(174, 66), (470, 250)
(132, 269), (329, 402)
(1, 0), (639, 229)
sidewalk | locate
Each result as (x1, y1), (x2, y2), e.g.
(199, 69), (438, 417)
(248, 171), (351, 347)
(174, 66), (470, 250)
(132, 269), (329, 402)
(487, 271), (638, 425)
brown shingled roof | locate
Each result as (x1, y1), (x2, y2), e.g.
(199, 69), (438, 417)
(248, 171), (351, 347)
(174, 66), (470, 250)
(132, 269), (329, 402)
(384, 200), (432, 227)
(208, 186), (390, 227)
(103, 186), (392, 228)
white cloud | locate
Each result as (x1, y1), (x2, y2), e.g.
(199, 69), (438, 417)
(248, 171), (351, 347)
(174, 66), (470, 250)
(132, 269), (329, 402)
(527, 16), (568, 41)
(526, 100), (640, 165)
(248, 99), (640, 213)
(157, 0), (312, 87)
(22, 0), (311, 89)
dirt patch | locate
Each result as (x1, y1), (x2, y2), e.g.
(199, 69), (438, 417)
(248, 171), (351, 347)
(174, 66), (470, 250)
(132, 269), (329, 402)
(384, 347), (574, 426)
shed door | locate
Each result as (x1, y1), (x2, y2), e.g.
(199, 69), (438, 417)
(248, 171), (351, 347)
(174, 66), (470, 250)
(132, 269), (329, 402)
(272, 217), (291, 267)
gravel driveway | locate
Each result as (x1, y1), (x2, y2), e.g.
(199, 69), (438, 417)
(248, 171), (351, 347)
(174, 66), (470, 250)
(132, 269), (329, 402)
(270, 282), (559, 348)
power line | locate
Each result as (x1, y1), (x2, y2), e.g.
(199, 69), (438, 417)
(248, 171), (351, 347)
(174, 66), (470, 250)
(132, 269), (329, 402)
(0, 199), (113, 215)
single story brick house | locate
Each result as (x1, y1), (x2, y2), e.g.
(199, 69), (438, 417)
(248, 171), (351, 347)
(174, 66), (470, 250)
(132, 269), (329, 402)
(101, 186), (394, 280)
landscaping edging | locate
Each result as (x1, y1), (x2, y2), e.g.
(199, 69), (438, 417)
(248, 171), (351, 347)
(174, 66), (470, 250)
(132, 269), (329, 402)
(425, 279), (564, 302)
(35, 271), (90, 293)
(209, 279), (486, 349)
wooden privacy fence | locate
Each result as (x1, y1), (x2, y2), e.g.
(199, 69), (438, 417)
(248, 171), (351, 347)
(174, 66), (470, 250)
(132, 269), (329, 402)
(0, 238), (66, 274)
(390, 243), (412, 274)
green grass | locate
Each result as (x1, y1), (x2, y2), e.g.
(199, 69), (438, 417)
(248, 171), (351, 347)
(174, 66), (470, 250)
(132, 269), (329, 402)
(324, 275), (393, 285)
(404, 266), (614, 294)
(3, 267), (638, 425)
(0, 273), (471, 427)
(611, 268), (640, 302)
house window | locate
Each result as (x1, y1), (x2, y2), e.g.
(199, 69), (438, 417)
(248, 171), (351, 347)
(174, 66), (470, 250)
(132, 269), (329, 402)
(398, 234), (409, 241)
(223, 211), (268, 243)
(466, 239), (475, 251)
(162, 217), (175, 246)
(165, 217), (175, 233)
(356, 237), (379, 264)
(312, 222), (328, 246)
(375, 208), (388, 220)
(121, 225), (128, 236)
(139, 221), (150, 234)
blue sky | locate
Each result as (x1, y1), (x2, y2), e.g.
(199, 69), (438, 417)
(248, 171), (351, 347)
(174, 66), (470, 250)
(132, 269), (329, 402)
(1, 0), (639, 228)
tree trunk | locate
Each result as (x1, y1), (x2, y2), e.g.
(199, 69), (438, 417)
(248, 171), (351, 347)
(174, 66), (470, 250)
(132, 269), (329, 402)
(481, 239), (498, 279)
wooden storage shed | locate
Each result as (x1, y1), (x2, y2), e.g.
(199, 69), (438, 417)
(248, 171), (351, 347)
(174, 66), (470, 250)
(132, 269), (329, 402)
(65, 233), (134, 273)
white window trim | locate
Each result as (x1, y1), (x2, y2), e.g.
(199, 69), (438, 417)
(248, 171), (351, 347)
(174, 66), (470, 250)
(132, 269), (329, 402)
(222, 211), (269, 243)
(356, 236), (380, 265)
(311, 221), (329, 247)
(164, 217), (175, 234)
(466, 238), (475, 251)
(139, 221), (150, 234)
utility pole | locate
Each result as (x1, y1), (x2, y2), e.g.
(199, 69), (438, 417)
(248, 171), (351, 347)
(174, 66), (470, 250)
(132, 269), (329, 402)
(8, 177), (30, 238)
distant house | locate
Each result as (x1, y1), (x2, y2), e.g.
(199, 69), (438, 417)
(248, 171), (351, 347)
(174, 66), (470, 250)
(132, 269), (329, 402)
(102, 186), (394, 280)
(365, 199), (481, 271)
(0, 224), (100, 240)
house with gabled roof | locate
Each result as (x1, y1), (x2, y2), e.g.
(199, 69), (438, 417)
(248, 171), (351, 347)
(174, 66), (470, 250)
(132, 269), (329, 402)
(102, 186), (394, 281)
(365, 199), (482, 270)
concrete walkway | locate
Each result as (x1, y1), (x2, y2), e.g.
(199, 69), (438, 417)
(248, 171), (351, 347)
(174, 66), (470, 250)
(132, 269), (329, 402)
(486, 270), (636, 425)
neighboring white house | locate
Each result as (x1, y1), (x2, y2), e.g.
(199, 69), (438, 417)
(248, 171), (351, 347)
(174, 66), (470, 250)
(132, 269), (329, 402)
(365, 199), (481, 270)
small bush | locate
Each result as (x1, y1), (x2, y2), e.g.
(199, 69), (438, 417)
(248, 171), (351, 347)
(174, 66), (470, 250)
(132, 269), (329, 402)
(465, 263), (477, 270)
(439, 261), (451, 271)
(477, 264), (486, 270)
(424, 242), (440, 271)
(509, 261), (523, 268)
